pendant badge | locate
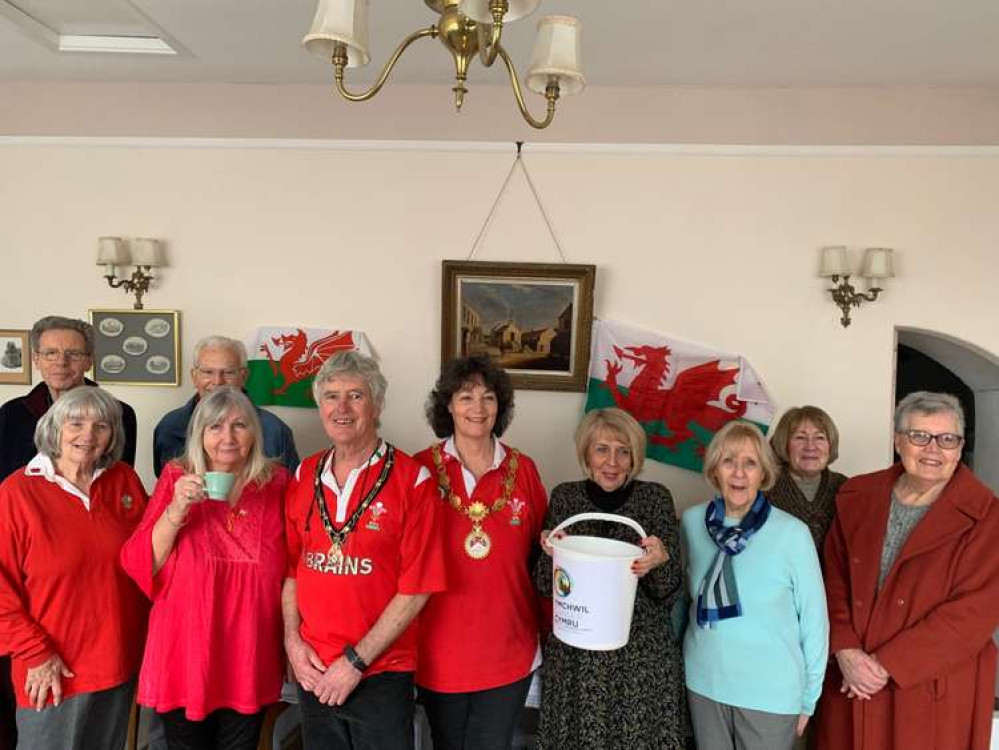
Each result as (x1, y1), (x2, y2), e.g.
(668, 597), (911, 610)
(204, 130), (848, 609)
(509, 497), (524, 526)
(328, 540), (343, 564)
(464, 526), (492, 560)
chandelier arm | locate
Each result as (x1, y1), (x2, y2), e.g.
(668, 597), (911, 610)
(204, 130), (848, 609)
(476, 19), (505, 67)
(496, 46), (559, 130)
(331, 26), (438, 103)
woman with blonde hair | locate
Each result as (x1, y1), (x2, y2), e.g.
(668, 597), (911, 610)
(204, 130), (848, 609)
(682, 420), (827, 750)
(122, 386), (289, 750)
(536, 407), (686, 750)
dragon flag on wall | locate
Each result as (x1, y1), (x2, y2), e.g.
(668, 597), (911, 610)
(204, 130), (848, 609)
(244, 327), (372, 408)
(584, 319), (775, 472)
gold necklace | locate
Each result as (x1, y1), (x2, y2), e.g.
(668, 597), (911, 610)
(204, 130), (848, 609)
(431, 443), (519, 560)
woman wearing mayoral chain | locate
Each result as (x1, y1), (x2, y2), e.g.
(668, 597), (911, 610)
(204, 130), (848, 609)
(414, 356), (548, 750)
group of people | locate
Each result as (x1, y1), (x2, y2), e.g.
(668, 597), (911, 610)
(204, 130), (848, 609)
(0, 314), (997, 750)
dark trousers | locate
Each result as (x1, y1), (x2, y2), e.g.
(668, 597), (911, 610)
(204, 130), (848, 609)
(15, 679), (135, 750)
(419, 673), (532, 750)
(297, 672), (414, 750)
(158, 707), (266, 750)
(0, 656), (14, 750)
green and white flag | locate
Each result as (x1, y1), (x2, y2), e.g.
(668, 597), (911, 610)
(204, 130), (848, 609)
(584, 319), (774, 472)
(245, 327), (371, 408)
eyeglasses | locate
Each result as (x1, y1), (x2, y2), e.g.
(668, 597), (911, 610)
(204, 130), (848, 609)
(194, 367), (241, 380)
(35, 349), (89, 362)
(899, 429), (964, 450)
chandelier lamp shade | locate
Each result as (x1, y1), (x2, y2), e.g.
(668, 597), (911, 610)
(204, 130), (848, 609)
(818, 246), (895, 328)
(97, 236), (166, 310)
(302, 0), (585, 129)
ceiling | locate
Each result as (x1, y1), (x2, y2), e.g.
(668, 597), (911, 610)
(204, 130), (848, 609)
(2, 0), (999, 89)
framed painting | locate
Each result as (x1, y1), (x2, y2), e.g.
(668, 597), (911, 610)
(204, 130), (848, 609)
(0, 329), (31, 385)
(441, 261), (596, 391)
(89, 309), (181, 386)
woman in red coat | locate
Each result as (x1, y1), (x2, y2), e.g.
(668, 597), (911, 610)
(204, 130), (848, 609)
(817, 391), (999, 750)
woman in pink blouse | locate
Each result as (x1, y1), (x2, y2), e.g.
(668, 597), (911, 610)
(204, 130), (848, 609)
(121, 386), (288, 750)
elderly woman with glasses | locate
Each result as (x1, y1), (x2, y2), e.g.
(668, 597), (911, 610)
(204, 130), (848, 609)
(767, 406), (848, 555)
(121, 386), (290, 750)
(0, 386), (148, 750)
(816, 391), (999, 750)
(682, 421), (828, 750)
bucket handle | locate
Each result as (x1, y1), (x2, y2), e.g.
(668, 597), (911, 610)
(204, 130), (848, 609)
(550, 512), (647, 541)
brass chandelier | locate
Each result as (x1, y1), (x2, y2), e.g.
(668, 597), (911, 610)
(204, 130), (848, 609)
(303, 0), (585, 129)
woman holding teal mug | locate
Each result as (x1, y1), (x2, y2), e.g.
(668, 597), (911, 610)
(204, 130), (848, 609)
(121, 386), (290, 750)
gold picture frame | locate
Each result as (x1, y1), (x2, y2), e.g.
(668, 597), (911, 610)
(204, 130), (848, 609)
(0, 329), (31, 385)
(89, 309), (181, 386)
(441, 261), (596, 392)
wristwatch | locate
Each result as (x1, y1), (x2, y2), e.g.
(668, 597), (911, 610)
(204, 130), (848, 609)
(343, 644), (368, 673)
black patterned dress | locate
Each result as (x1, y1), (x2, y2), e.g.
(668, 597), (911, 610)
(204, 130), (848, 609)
(535, 480), (688, 750)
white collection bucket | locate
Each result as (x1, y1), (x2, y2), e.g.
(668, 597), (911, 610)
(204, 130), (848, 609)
(549, 511), (646, 651)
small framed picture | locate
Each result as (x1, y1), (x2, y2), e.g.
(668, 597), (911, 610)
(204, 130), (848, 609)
(0, 329), (31, 385)
(89, 309), (181, 386)
(441, 261), (596, 392)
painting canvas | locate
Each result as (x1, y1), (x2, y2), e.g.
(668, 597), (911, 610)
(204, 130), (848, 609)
(0, 329), (31, 385)
(442, 261), (596, 391)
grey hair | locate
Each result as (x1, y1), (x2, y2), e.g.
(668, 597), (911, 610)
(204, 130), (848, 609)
(33, 386), (124, 468)
(193, 336), (248, 368)
(894, 391), (965, 435)
(312, 350), (387, 411)
(180, 386), (272, 485)
(30, 316), (94, 355)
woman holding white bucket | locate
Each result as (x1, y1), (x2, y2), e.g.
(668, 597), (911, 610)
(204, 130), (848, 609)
(682, 421), (828, 750)
(414, 356), (548, 750)
(535, 408), (687, 750)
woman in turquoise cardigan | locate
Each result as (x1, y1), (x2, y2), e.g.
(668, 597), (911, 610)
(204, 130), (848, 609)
(681, 420), (828, 750)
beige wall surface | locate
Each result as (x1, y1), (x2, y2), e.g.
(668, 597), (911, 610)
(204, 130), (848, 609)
(1, 140), (997, 508)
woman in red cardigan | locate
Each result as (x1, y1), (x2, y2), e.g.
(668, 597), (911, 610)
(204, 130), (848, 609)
(414, 356), (547, 750)
(0, 386), (147, 750)
(817, 391), (999, 750)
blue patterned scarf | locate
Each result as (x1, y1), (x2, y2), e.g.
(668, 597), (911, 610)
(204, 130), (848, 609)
(696, 491), (771, 629)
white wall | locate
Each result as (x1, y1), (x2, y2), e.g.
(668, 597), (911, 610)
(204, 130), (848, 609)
(2, 140), (998, 509)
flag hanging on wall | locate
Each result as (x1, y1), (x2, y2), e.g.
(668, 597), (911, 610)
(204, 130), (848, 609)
(244, 327), (372, 408)
(584, 319), (775, 472)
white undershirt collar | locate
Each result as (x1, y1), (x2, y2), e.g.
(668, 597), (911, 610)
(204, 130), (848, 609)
(443, 436), (506, 497)
(320, 440), (387, 523)
(24, 454), (104, 511)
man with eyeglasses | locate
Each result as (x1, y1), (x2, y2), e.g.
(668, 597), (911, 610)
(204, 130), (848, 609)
(152, 335), (299, 477)
(0, 315), (138, 750)
(0, 316), (138, 483)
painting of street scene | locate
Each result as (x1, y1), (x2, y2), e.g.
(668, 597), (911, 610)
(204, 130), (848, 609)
(458, 279), (576, 372)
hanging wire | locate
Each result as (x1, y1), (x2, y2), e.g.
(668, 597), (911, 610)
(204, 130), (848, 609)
(466, 141), (568, 262)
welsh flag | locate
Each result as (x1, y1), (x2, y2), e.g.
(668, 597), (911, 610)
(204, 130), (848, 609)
(584, 320), (775, 472)
(245, 327), (372, 408)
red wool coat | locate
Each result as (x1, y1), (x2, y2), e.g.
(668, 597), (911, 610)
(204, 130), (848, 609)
(816, 464), (999, 750)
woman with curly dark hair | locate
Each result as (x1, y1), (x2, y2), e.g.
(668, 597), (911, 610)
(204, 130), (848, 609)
(414, 356), (547, 750)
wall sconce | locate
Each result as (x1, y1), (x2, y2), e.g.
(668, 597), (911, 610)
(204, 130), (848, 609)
(819, 246), (895, 328)
(96, 236), (166, 310)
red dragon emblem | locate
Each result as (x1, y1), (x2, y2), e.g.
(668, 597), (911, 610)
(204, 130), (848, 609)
(260, 329), (356, 395)
(603, 344), (747, 453)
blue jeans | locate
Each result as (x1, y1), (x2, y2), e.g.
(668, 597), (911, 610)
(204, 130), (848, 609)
(297, 672), (414, 750)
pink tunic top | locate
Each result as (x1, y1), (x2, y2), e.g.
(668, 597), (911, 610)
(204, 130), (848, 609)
(120, 463), (289, 720)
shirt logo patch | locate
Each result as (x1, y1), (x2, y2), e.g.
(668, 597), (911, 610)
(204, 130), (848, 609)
(509, 497), (524, 526)
(121, 494), (134, 510)
(365, 501), (386, 531)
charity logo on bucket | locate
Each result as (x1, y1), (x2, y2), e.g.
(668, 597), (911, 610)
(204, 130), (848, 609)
(554, 567), (572, 598)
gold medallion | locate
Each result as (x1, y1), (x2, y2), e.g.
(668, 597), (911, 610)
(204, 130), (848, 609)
(328, 541), (343, 564)
(464, 527), (492, 560)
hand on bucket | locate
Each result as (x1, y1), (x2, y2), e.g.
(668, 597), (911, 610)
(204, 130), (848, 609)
(540, 529), (567, 557)
(631, 535), (668, 577)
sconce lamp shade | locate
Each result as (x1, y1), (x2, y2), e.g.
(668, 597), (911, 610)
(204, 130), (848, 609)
(303, 0), (370, 67)
(458, 0), (541, 23)
(96, 237), (129, 266)
(132, 238), (165, 267)
(526, 16), (585, 96)
(861, 247), (894, 283)
(819, 246), (850, 277)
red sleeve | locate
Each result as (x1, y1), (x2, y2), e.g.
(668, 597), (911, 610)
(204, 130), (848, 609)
(397, 466), (446, 596)
(284, 464), (305, 580)
(874, 501), (999, 688)
(119, 464), (181, 600)
(823, 507), (863, 655)
(0, 478), (54, 666)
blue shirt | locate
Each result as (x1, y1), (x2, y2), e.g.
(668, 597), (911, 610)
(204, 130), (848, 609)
(153, 394), (299, 477)
(681, 502), (828, 716)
